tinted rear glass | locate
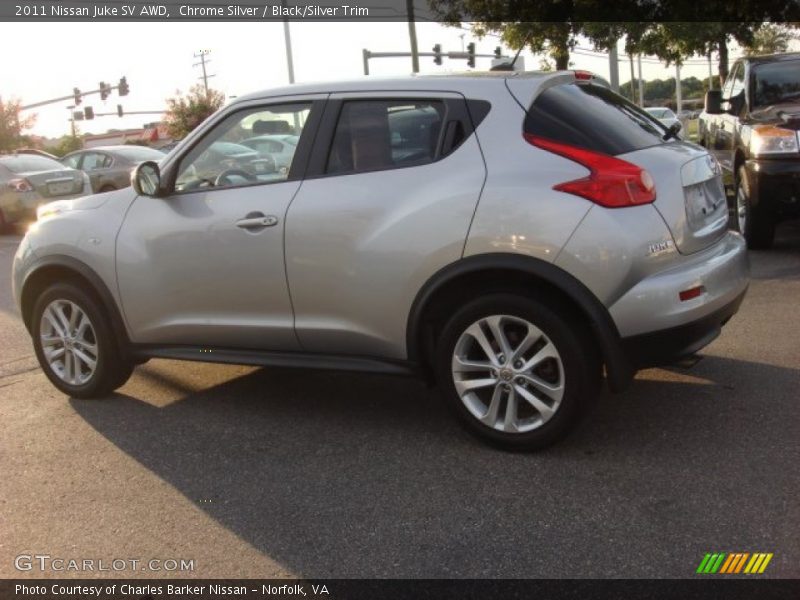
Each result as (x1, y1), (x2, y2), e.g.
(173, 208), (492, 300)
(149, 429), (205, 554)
(0, 155), (65, 173)
(524, 83), (666, 155)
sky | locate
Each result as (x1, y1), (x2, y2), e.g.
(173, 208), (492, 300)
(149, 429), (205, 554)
(0, 21), (785, 138)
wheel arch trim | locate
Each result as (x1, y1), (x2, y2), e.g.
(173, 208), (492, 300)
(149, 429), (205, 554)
(19, 254), (131, 357)
(406, 253), (635, 392)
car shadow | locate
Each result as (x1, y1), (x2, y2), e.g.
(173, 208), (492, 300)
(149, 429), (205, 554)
(70, 354), (800, 578)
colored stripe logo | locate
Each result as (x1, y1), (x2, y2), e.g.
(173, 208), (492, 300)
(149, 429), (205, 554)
(696, 552), (773, 574)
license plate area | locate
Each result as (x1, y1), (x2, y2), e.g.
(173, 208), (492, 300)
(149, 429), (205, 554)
(684, 176), (727, 232)
(47, 180), (75, 196)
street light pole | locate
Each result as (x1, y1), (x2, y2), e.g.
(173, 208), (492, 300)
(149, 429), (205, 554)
(281, 0), (295, 84)
(406, 0), (419, 73)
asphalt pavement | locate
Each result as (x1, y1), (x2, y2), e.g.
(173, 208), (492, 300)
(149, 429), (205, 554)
(1, 223), (798, 579)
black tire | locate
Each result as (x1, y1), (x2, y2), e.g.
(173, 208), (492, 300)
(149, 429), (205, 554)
(31, 282), (133, 399)
(435, 293), (601, 451)
(734, 166), (775, 249)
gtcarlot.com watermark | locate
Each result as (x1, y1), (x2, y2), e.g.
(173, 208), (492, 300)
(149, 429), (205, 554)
(15, 554), (195, 573)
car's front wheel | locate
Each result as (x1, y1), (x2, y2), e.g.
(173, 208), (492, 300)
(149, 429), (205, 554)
(436, 294), (600, 451)
(31, 283), (133, 398)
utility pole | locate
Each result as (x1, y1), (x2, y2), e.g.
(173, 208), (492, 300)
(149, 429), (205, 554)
(406, 0), (419, 73)
(676, 63), (683, 114)
(281, 0), (295, 83)
(629, 54), (636, 103)
(608, 41), (620, 93)
(708, 51), (714, 90)
(193, 50), (215, 95)
(637, 55), (644, 107)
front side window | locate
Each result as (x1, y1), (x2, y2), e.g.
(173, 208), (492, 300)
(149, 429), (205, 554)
(175, 103), (311, 192)
(61, 154), (81, 169)
(326, 99), (445, 175)
(729, 64), (746, 99)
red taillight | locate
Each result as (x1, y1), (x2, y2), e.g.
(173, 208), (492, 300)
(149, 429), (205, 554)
(679, 285), (705, 302)
(574, 70), (593, 80)
(524, 134), (656, 208)
(8, 178), (33, 193)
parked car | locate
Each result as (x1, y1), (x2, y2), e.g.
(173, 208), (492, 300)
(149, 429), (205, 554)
(645, 106), (682, 131)
(239, 135), (299, 173)
(13, 72), (749, 450)
(14, 148), (60, 160)
(61, 145), (166, 193)
(699, 52), (800, 248)
(0, 154), (90, 229)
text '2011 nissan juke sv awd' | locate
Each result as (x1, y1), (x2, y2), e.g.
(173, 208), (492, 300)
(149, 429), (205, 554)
(13, 71), (749, 450)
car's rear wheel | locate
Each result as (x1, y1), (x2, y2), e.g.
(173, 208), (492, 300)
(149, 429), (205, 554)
(32, 283), (133, 398)
(735, 166), (775, 249)
(436, 294), (600, 451)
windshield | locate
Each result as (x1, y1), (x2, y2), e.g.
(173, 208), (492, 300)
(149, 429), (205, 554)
(114, 146), (166, 162)
(753, 59), (800, 107)
(0, 155), (64, 173)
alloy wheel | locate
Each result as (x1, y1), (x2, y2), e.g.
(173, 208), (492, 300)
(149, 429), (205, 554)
(736, 182), (748, 235)
(39, 299), (99, 386)
(451, 315), (565, 434)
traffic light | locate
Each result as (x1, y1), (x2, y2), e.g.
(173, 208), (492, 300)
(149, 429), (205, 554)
(99, 81), (110, 101)
(433, 43), (443, 65)
(467, 42), (476, 68)
(494, 46), (502, 59)
(118, 76), (129, 96)
(73, 87), (82, 105)
(117, 104), (124, 117)
(84, 106), (94, 120)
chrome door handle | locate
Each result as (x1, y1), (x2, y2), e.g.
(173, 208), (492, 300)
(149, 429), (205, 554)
(236, 214), (278, 229)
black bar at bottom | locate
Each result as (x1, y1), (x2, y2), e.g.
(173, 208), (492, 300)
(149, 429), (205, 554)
(3, 579), (800, 600)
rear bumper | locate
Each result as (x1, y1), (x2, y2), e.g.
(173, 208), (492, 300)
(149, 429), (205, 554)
(609, 231), (749, 367)
(620, 287), (746, 368)
(744, 157), (800, 219)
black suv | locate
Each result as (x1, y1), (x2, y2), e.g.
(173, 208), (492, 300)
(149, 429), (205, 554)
(699, 52), (800, 248)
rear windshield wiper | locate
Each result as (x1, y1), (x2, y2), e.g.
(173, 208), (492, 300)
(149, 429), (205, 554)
(663, 121), (682, 141)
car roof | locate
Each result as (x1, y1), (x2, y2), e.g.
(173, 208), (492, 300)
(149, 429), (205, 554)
(231, 71), (556, 104)
(69, 145), (157, 154)
(743, 51), (800, 65)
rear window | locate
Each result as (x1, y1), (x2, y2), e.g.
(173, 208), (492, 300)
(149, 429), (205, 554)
(0, 155), (64, 173)
(524, 83), (666, 156)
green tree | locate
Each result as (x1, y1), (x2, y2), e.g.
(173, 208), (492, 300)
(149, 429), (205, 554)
(163, 84), (225, 140)
(744, 23), (799, 56)
(427, 1), (650, 71)
(44, 135), (83, 157)
(0, 96), (36, 153)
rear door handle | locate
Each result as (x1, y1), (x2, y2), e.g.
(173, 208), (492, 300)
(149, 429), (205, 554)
(236, 213), (278, 230)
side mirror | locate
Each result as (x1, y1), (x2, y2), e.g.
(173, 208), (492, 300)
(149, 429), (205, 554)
(131, 161), (162, 196)
(705, 90), (722, 115)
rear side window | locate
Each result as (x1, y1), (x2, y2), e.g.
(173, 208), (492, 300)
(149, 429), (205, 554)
(524, 83), (665, 156)
(326, 100), (445, 175)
